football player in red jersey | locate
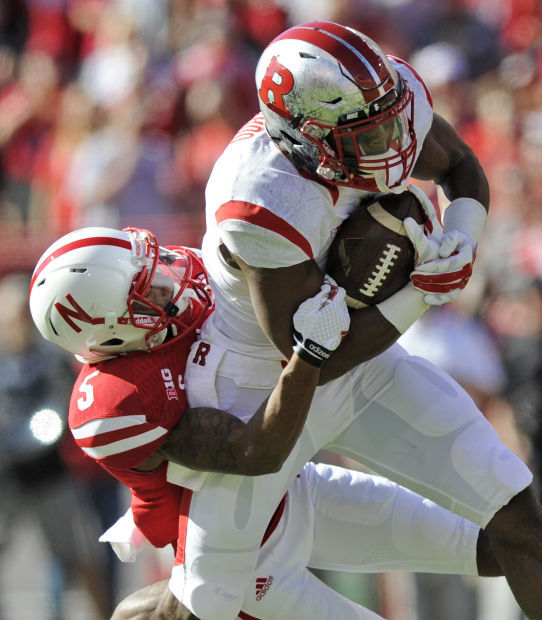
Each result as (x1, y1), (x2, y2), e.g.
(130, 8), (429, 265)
(30, 225), (505, 620)
(29, 225), (351, 548)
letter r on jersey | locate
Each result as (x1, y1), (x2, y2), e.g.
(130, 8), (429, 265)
(192, 341), (211, 367)
(258, 56), (294, 120)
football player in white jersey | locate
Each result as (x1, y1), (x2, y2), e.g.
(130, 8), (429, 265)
(161, 22), (541, 619)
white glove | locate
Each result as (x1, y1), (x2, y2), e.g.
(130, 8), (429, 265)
(403, 219), (472, 305)
(403, 192), (486, 306)
(409, 229), (474, 305)
(293, 275), (350, 367)
(403, 216), (443, 266)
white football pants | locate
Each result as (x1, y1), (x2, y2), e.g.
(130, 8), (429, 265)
(168, 338), (531, 619)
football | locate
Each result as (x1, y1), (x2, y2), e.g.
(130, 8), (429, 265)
(327, 190), (426, 308)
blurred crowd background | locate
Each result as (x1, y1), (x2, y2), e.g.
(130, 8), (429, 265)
(1, 0), (542, 618)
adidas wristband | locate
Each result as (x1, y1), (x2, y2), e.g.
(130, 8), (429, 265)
(293, 330), (331, 367)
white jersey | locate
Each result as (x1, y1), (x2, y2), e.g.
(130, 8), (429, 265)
(203, 59), (433, 359)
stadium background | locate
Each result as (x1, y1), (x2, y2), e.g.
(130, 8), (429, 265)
(0, 1), (541, 618)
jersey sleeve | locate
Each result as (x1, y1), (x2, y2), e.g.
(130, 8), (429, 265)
(390, 56), (434, 147)
(71, 412), (169, 470)
(69, 363), (170, 471)
(216, 200), (315, 268)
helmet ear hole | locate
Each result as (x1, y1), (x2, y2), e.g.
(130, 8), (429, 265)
(100, 338), (124, 347)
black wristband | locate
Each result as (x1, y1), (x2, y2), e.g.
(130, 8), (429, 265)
(293, 342), (324, 367)
(292, 330), (332, 367)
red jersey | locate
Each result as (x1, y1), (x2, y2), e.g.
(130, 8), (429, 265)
(69, 335), (195, 549)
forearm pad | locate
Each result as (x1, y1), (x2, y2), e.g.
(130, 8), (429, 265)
(377, 282), (429, 334)
(443, 197), (487, 248)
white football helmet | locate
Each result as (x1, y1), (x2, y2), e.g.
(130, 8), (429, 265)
(29, 227), (213, 363)
(256, 21), (417, 193)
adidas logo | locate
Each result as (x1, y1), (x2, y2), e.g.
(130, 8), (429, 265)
(255, 576), (273, 601)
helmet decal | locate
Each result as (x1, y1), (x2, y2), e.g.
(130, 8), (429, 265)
(272, 23), (392, 100)
(258, 56), (295, 120)
(54, 293), (94, 333)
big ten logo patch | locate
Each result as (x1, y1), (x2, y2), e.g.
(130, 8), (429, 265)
(161, 368), (184, 400)
(192, 341), (211, 366)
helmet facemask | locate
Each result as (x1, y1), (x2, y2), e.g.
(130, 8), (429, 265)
(121, 227), (213, 355)
(300, 81), (416, 192)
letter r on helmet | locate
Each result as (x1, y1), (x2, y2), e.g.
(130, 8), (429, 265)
(258, 56), (294, 120)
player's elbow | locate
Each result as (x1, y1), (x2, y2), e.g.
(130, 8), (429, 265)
(241, 459), (284, 475)
(237, 450), (285, 475)
(254, 459), (284, 475)
(231, 428), (290, 474)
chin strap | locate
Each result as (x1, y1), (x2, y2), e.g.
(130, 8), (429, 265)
(164, 300), (180, 317)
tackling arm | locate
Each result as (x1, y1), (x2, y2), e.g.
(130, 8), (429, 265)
(157, 278), (349, 473)
(157, 353), (320, 474)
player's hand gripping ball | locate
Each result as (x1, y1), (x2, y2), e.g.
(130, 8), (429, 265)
(327, 190), (426, 309)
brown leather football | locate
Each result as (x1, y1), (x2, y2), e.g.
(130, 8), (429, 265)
(327, 191), (425, 308)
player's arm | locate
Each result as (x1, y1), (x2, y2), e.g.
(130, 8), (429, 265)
(155, 279), (349, 474)
(235, 255), (405, 384)
(157, 354), (319, 474)
(231, 115), (491, 381)
(413, 112), (489, 208)
(407, 113), (489, 305)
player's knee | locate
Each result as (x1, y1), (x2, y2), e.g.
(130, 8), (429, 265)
(486, 485), (542, 546)
(111, 580), (174, 620)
